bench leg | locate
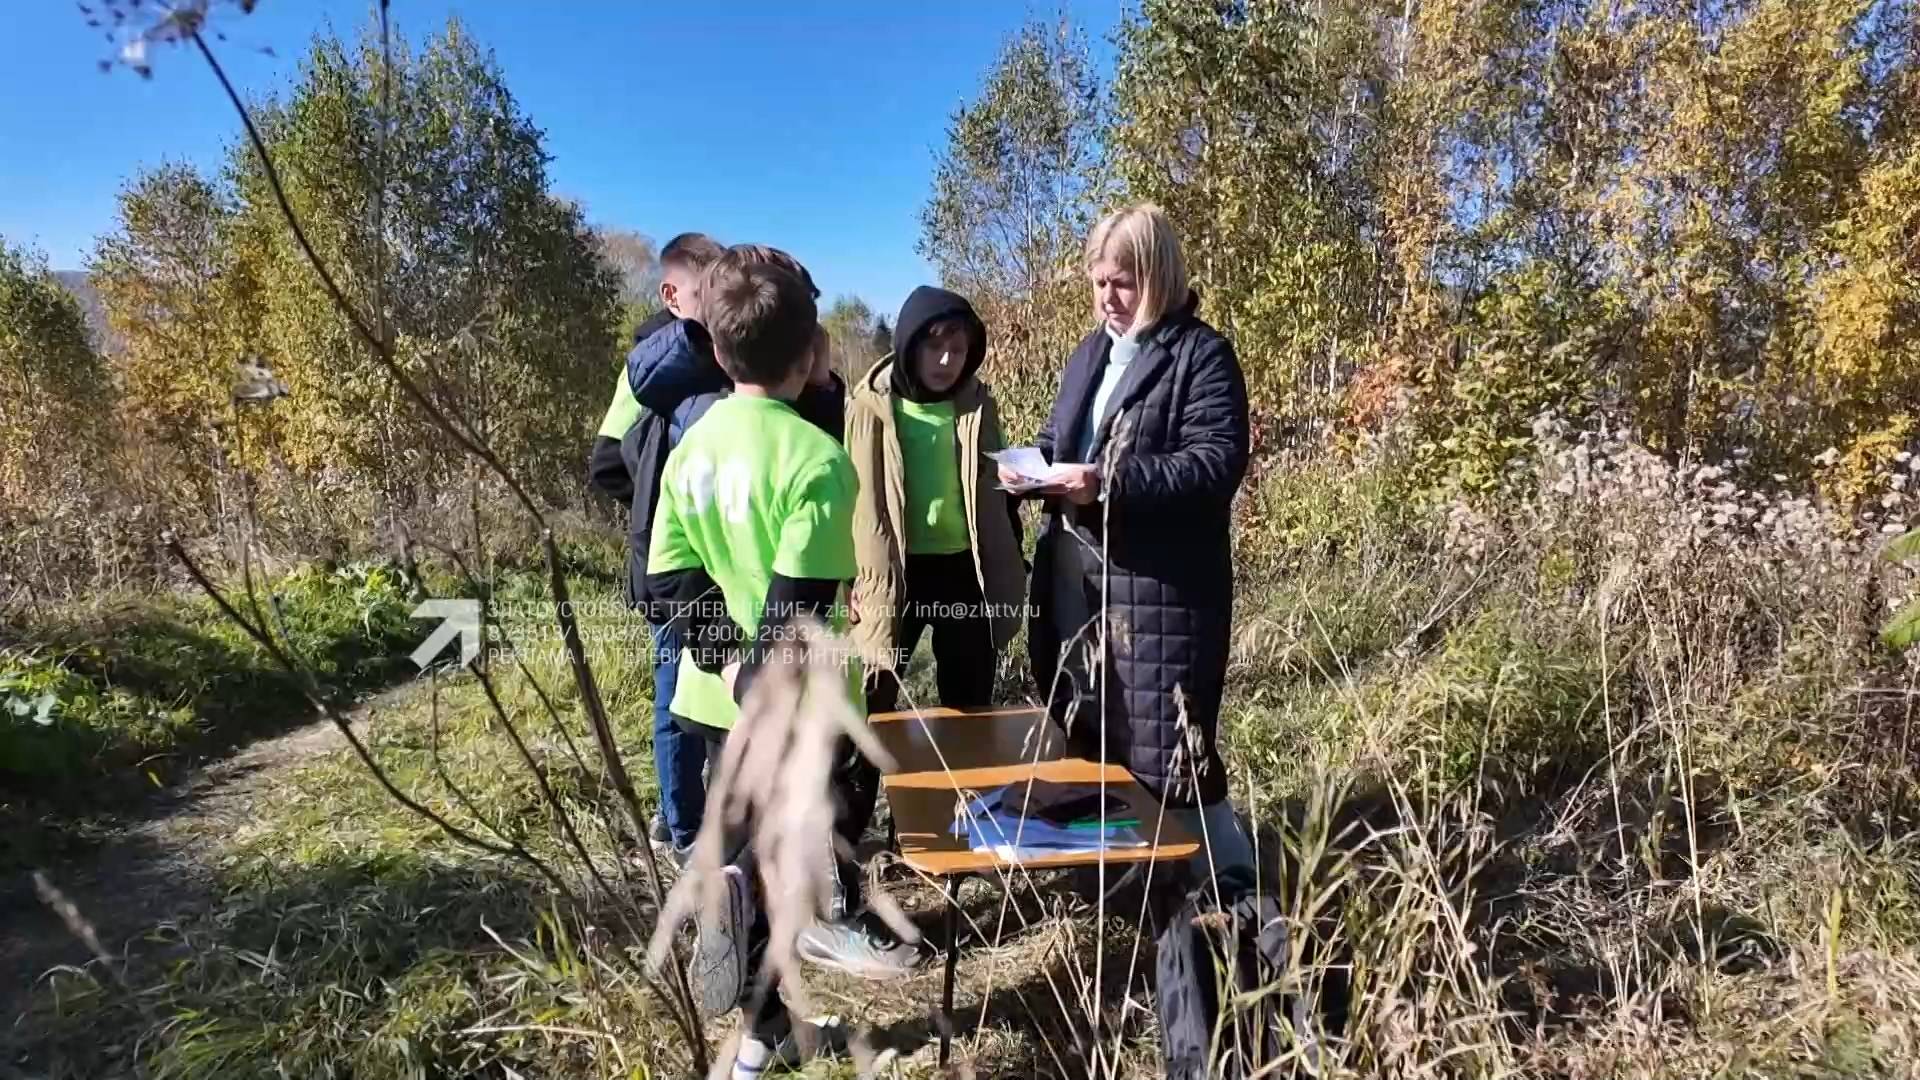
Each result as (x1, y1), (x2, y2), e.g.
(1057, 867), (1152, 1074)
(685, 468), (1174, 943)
(938, 874), (963, 1067)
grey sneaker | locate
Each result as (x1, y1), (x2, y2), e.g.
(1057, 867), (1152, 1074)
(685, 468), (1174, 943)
(648, 812), (671, 845)
(692, 864), (753, 1019)
(796, 911), (925, 980)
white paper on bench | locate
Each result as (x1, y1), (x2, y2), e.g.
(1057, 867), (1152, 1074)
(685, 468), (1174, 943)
(951, 786), (1148, 862)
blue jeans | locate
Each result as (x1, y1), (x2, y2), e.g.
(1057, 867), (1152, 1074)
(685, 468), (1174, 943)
(650, 623), (706, 848)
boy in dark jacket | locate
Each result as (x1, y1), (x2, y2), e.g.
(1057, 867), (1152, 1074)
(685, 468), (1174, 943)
(626, 246), (845, 447)
(588, 233), (726, 506)
(586, 233), (727, 864)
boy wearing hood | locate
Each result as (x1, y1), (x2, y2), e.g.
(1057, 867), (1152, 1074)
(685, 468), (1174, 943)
(839, 289), (1027, 855)
(847, 286), (1025, 712)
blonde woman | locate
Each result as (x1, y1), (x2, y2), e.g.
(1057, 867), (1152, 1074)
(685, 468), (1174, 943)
(1004, 203), (1255, 875)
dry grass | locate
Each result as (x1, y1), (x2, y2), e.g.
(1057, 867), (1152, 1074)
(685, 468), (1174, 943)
(7, 429), (1919, 1078)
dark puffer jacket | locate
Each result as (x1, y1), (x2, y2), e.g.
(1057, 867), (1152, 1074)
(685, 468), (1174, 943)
(1028, 292), (1250, 807)
(627, 319), (732, 444)
(587, 308), (678, 508)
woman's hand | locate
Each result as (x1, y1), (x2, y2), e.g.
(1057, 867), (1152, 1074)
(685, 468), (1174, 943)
(997, 464), (1024, 489)
(1046, 464), (1102, 505)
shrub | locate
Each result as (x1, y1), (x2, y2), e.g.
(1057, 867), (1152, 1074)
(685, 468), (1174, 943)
(1, 559), (420, 795)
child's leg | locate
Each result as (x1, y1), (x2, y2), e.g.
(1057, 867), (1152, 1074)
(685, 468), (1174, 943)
(734, 960), (799, 1078)
(689, 725), (785, 1029)
(691, 726), (746, 1019)
(741, 978), (793, 1047)
(736, 852), (790, 1044)
(920, 552), (996, 708)
(650, 623), (706, 849)
(712, 829), (798, 1073)
(791, 657), (925, 978)
(687, 725), (807, 1069)
(838, 585), (933, 897)
(829, 739), (880, 915)
(930, 616), (996, 706)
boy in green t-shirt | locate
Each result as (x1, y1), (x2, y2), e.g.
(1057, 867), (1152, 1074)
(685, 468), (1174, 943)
(643, 248), (863, 1077)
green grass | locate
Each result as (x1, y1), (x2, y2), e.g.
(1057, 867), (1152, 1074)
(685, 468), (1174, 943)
(27, 853), (619, 1079)
(1, 561), (423, 794)
(0, 559), (448, 873)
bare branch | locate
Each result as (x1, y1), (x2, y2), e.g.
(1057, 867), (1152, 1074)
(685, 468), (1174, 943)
(163, 533), (567, 888)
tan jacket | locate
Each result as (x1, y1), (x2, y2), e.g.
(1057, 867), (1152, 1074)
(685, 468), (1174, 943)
(846, 357), (1027, 673)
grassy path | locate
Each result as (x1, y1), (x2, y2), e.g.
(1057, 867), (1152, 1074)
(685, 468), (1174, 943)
(1, 687), (407, 1028)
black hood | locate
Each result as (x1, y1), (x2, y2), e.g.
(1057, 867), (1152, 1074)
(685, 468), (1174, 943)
(632, 305), (677, 346)
(890, 285), (987, 403)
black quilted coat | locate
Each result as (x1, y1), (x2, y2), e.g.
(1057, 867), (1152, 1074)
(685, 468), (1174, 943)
(1028, 292), (1250, 808)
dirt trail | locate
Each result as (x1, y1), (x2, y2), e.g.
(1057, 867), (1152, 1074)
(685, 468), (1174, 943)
(0, 686), (412, 1024)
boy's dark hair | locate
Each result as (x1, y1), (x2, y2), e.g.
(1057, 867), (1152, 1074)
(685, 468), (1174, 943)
(726, 243), (821, 300)
(699, 249), (818, 387)
(659, 232), (726, 274)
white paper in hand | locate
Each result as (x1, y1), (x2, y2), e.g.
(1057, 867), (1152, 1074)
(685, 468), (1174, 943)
(987, 447), (1069, 491)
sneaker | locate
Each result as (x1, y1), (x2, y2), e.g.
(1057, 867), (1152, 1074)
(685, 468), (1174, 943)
(692, 864), (753, 1019)
(648, 813), (671, 845)
(796, 911), (925, 980)
(627, 841), (694, 875)
(731, 1028), (801, 1078)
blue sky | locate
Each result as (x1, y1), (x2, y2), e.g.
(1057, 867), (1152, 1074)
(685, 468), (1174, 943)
(0, 2), (1125, 318)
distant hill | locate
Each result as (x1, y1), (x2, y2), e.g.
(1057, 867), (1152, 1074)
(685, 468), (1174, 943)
(53, 270), (116, 353)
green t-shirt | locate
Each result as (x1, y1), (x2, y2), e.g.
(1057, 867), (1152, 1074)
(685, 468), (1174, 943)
(894, 398), (970, 556)
(596, 365), (642, 439)
(647, 395), (863, 731)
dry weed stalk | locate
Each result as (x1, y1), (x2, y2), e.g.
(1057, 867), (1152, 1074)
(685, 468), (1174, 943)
(647, 622), (904, 1024)
(86, 1), (711, 1068)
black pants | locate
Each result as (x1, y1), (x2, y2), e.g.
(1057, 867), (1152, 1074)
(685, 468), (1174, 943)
(864, 551), (999, 715)
(839, 552), (999, 884)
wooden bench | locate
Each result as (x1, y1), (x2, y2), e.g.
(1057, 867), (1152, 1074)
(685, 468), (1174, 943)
(867, 705), (1199, 1066)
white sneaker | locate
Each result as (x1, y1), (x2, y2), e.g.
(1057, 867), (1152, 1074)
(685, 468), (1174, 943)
(730, 1029), (802, 1078)
(796, 911), (925, 980)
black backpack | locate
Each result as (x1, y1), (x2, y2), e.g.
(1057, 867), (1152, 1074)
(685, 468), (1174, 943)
(1154, 865), (1315, 1080)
